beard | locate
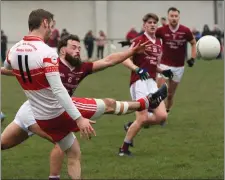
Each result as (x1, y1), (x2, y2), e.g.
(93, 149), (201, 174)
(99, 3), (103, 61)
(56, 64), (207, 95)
(65, 53), (82, 67)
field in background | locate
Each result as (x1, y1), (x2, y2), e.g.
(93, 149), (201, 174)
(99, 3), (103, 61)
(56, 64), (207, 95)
(1, 60), (224, 179)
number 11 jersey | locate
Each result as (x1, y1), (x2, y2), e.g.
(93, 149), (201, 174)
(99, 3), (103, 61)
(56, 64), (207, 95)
(6, 36), (65, 120)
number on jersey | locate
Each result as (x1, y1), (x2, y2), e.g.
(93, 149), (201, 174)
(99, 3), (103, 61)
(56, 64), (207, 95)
(18, 55), (32, 83)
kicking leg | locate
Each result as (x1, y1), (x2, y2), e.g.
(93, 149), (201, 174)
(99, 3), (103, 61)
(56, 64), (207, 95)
(103, 84), (168, 115)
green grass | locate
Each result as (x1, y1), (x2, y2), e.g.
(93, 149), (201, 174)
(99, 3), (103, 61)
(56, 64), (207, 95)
(1, 60), (224, 179)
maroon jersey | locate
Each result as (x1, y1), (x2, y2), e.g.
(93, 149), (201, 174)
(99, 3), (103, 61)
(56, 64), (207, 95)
(156, 24), (194, 67)
(59, 60), (93, 96)
(130, 33), (162, 86)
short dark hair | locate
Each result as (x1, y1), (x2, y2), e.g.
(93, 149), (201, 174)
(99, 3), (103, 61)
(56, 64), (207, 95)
(143, 13), (159, 23)
(58, 34), (80, 53)
(168, 7), (180, 14)
(28, 9), (54, 31)
(161, 17), (166, 21)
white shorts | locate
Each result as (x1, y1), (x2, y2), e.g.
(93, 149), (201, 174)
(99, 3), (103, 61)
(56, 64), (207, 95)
(13, 101), (36, 136)
(130, 79), (158, 100)
(158, 64), (185, 83)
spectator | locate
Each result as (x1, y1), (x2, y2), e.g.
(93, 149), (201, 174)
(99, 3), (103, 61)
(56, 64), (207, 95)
(160, 17), (167, 26)
(84, 30), (95, 60)
(202, 24), (212, 36)
(61, 28), (69, 39)
(138, 26), (145, 36)
(212, 24), (222, 44)
(212, 25), (223, 59)
(192, 27), (201, 42)
(126, 27), (138, 41)
(96, 30), (106, 59)
(47, 20), (60, 51)
(1, 30), (7, 63)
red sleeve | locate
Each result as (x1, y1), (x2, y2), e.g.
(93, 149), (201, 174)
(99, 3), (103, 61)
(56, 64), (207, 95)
(186, 27), (194, 42)
(83, 62), (93, 75)
(155, 27), (163, 38)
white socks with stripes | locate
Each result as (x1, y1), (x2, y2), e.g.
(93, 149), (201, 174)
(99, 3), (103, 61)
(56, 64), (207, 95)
(114, 101), (129, 115)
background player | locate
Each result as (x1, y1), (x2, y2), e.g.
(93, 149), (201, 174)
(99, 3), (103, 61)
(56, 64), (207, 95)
(156, 7), (197, 113)
(118, 13), (173, 156)
(1, 33), (167, 179)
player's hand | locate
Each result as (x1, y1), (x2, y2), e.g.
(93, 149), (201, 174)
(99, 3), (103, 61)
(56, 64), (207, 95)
(89, 120), (96, 124)
(118, 40), (132, 47)
(130, 40), (150, 54)
(76, 116), (96, 140)
(161, 69), (173, 79)
(135, 67), (149, 80)
(187, 58), (195, 67)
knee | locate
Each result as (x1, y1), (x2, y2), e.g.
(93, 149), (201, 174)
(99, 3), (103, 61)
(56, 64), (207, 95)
(155, 111), (168, 123)
(66, 146), (81, 161)
(137, 114), (149, 125)
(103, 98), (116, 113)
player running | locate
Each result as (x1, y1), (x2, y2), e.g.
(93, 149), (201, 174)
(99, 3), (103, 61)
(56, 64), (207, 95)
(2, 23), (167, 180)
(118, 13), (173, 156)
(123, 7), (197, 142)
(156, 7), (197, 113)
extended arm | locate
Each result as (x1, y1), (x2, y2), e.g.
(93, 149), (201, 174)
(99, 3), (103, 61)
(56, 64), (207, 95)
(92, 41), (148, 72)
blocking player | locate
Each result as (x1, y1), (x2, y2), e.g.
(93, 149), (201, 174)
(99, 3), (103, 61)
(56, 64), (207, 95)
(118, 13), (173, 156)
(2, 30), (167, 180)
(156, 7), (197, 113)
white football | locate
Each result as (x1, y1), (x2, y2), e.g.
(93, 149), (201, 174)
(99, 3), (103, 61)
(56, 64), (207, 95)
(196, 35), (221, 60)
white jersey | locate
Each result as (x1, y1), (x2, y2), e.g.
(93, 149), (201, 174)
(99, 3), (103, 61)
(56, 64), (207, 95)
(6, 36), (81, 120)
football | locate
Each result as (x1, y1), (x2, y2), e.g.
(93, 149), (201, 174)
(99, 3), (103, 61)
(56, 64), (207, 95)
(196, 35), (221, 60)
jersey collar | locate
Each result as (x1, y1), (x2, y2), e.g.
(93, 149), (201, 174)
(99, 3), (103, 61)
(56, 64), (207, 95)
(144, 32), (156, 44)
(23, 36), (44, 42)
(169, 24), (180, 33)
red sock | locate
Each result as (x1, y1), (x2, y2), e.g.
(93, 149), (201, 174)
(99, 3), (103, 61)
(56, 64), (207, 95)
(137, 97), (149, 111)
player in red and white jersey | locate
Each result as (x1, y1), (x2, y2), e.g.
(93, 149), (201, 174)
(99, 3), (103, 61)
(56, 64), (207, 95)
(156, 7), (197, 113)
(2, 31), (168, 179)
(118, 13), (173, 156)
(3, 9), (97, 179)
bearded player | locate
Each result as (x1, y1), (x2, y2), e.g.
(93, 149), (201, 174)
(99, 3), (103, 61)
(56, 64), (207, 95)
(156, 7), (197, 113)
(118, 13), (173, 156)
(1, 32), (167, 179)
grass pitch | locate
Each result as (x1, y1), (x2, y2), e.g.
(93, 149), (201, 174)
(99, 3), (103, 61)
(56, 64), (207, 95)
(1, 60), (224, 179)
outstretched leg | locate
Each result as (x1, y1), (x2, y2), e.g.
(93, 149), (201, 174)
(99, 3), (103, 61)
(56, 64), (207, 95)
(103, 84), (168, 115)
